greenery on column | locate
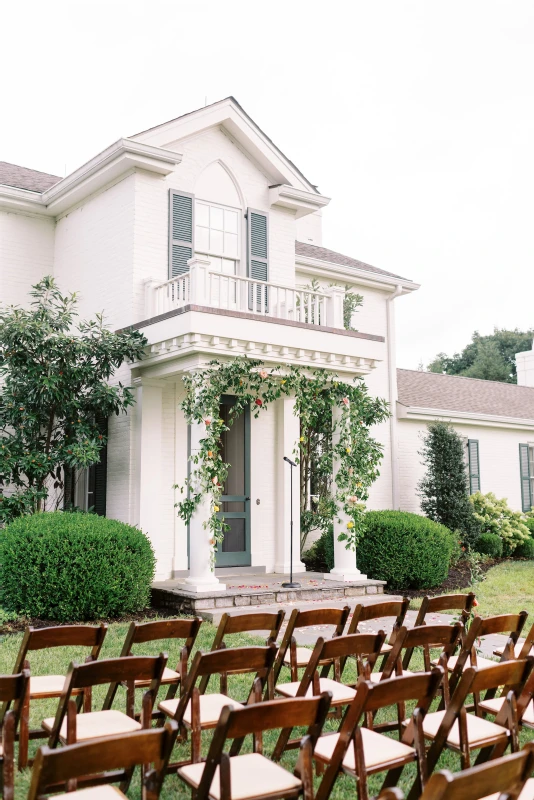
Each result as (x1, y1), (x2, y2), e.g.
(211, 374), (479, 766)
(0, 277), (147, 522)
(418, 421), (480, 548)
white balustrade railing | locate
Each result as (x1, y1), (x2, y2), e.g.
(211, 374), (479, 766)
(145, 258), (341, 328)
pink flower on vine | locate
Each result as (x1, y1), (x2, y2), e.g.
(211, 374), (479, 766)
(259, 369), (268, 379)
(212, 476), (218, 485)
(342, 397), (350, 407)
(348, 495), (358, 504)
(204, 417), (212, 426)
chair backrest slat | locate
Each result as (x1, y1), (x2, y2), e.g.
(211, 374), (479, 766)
(226, 694), (331, 739)
(71, 654), (168, 689)
(191, 645), (275, 679)
(129, 617), (202, 646)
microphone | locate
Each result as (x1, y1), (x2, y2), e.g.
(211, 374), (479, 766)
(283, 456), (297, 467)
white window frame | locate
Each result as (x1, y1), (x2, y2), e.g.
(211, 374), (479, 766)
(194, 199), (241, 274)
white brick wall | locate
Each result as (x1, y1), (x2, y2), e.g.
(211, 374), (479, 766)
(0, 211), (55, 307)
(398, 417), (534, 513)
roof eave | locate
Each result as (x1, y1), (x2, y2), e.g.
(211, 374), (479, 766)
(397, 402), (534, 429)
(295, 253), (420, 293)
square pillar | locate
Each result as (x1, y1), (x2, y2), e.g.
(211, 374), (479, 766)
(275, 395), (305, 574)
(324, 403), (367, 581)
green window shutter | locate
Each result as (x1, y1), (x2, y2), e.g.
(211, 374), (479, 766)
(468, 439), (480, 494)
(247, 208), (269, 310)
(169, 190), (194, 278)
(63, 466), (75, 511)
(519, 443), (532, 512)
(93, 415), (108, 516)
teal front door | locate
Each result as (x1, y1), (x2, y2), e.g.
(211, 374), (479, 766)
(215, 396), (251, 567)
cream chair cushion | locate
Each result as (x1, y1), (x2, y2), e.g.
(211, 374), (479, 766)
(481, 777), (534, 800)
(493, 641), (534, 658)
(30, 675), (82, 698)
(479, 696), (534, 726)
(159, 693), (243, 727)
(435, 654), (497, 672)
(276, 677), (356, 704)
(42, 710), (141, 743)
(419, 709), (509, 747)
(314, 729), (415, 771)
(178, 752), (302, 800)
(54, 788), (126, 799)
(283, 647), (313, 667)
(134, 666), (180, 687)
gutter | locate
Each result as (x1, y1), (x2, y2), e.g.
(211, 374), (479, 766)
(387, 285), (403, 508)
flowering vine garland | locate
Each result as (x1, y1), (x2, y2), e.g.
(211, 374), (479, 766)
(176, 356), (389, 565)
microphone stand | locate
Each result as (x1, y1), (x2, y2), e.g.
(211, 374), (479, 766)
(282, 456), (300, 589)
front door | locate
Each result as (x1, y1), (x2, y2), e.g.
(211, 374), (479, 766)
(215, 396), (251, 567)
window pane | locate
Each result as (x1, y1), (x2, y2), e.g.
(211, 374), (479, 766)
(208, 256), (222, 272)
(224, 232), (238, 258)
(196, 202), (210, 227)
(210, 228), (224, 253)
(196, 226), (210, 251)
(211, 206), (224, 230)
(222, 258), (236, 275)
(221, 518), (246, 552)
(224, 209), (238, 233)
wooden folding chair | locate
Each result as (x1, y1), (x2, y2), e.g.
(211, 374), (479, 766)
(201, 610), (284, 696)
(378, 741), (534, 800)
(158, 644), (277, 768)
(177, 693), (332, 800)
(272, 606), (350, 687)
(42, 654), (167, 749)
(28, 721), (178, 800)
(494, 620), (534, 661)
(402, 593), (476, 669)
(346, 599), (410, 669)
(2, 623), (107, 770)
(408, 658), (534, 797)
(0, 672), (29, 800)
(313, 668), (445, 800)
(474, 654), (534, 740)
(273, 632), (386, 760)
(103, 617), (202, 719)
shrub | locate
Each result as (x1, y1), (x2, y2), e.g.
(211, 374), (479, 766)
(474, 533), (503, 558)
(417, 422), (480, 548)
(514, 538), (534, 559)
(0, 512), (155, 621)
(357, 510), (458, 590)
(469, 492), (530, 556)
(525, 517), (534, 536)
(301, 526), (334, 573)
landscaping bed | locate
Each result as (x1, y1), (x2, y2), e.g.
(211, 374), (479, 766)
(389, 557), (504, 600)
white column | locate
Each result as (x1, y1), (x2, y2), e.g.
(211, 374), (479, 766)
(184, 418), (226, 592)
(326, 286), (345, 329)
(188, 257), (211, 306)
(137, 380), (167, 579)
(324, 404), (367, 581)
(275, 395), (305, 574)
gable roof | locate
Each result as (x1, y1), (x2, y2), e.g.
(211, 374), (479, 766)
(0, 161), (62, 193)
(296, 241), (410, 281)
(397, 368), (534, 421)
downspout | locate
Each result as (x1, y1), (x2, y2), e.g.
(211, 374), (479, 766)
(387, 284), (403, 509)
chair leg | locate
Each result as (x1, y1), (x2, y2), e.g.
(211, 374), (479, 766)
(191, 688), (201, 764)
(17, 690), (30, 770)
(3, 711), (15, 800)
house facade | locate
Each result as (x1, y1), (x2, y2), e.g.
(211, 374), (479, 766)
(1, 97), (533, 589)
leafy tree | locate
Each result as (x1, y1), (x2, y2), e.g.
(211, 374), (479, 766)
(418, 422), (480, 548)
(0, 277), (147, 523)
(428, 328), (534, 383)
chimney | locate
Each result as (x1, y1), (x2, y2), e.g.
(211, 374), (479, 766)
(516, 341), (534, 387)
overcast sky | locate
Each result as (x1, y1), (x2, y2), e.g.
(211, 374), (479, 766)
(2, 0), (533, 369)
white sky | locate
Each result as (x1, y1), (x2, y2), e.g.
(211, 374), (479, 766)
(2, 0), (533, 369)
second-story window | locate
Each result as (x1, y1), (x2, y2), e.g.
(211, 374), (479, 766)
(195, 201), (240, 276)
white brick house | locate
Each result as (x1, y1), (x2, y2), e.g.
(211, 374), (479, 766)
(1, 97), (533, 588)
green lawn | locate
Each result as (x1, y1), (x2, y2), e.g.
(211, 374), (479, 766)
(471, 560), (534, 617)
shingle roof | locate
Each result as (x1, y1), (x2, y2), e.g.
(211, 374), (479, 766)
(0, 161), (62, 192)
(295, 241), (410, 281)
(397, 368), (534, 421)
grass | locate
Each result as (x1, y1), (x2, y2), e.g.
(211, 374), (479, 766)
(472, 560), (534, 617)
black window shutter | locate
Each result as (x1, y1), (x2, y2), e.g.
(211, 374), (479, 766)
(247, 208), (269, 310)
(468, 439), (480, 494)
(63, 466), (74, 510)
(519, 443), (532, 513)
(169, 190), (194, 278)
(93, 415), (108, 517)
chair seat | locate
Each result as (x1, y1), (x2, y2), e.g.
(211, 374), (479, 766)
(30, 675), (82, 699)
(481, 778), (534, 800)
(275, 677), (356, 705)
(314, 729), (416, 771)
(283, 647), (313, 667)
(159, 693), (244, 728)
(493, 641), (534, 658)
(419, 709), (509, 748)
(134, 666), (180, 687)
(433, 654), (497, 672)
(178, 752), (302, 800)
(54, 788), (126, 799)
(479, 696), (534, 726)
(369, 670), (413, 684)
(42, 710), (142, 743)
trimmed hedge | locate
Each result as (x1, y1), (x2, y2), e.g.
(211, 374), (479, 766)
(302, 527), (334, 573)
(525, 517), (534, 536)
(514, 538), (534, 559)
(0, 512), (156, 621)
(357, 511), (458, 590)
(474, 533), (503, 558)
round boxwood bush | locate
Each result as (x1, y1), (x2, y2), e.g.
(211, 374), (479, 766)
(357, 511), (458, 590)
(525, 517), (534, 536)
(474, 532), (503, 558)
(0, 511), (156, 621)
(514, 537), (534, 559)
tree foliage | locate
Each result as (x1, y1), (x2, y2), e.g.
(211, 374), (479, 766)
(0, 277), (147, 523)
(470, 491), (530, 556)
(428, 328), (534, 383)
(418, 422), (480, 548)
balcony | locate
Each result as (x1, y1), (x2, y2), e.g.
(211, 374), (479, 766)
(144, 258), (344, 330)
